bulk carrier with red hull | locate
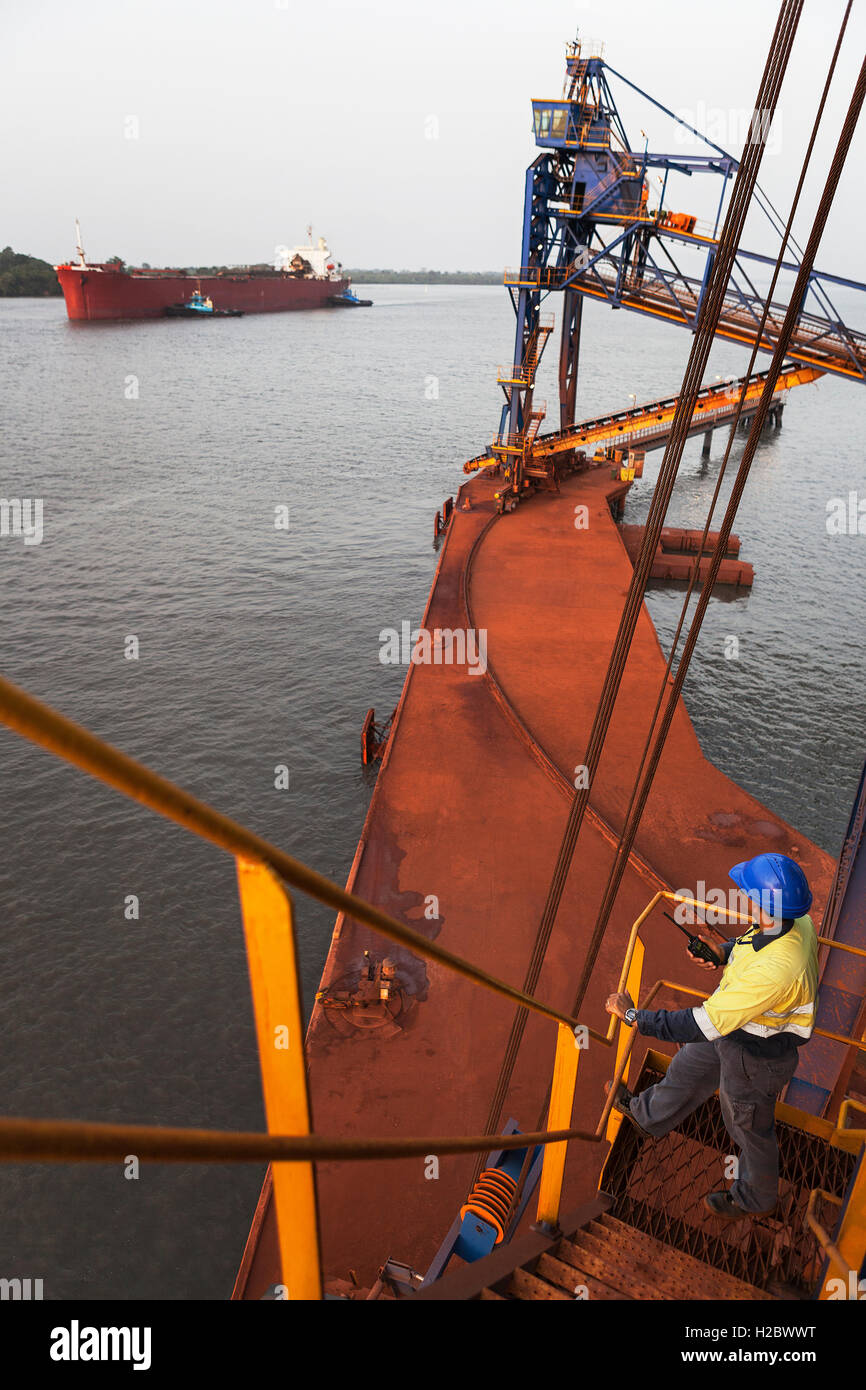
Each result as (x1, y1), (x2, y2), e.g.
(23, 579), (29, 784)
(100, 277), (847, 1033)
(55, 230), (350, 321)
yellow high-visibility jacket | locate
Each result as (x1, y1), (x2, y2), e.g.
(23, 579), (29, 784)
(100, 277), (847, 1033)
(693, 915), (818, 1042)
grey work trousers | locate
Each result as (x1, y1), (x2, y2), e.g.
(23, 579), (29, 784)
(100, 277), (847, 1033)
(628, 1037), (799, 1212)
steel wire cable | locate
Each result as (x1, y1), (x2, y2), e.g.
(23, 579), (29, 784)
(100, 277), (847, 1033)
(504, 4), (856, 1223)
(477, 15), (801, 1174)
(470, 0), (803, 1185)
(598, 56), (866, 973)
(513, 31), (865, 1230)
(0, 1116), (600, 1165)
(568, 0), (855, 1026)
(508, 2), (856, 1217)
(0, 675), (592, 1035)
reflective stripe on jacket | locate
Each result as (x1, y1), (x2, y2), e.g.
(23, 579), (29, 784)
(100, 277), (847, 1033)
(693, 914), (818, 1042)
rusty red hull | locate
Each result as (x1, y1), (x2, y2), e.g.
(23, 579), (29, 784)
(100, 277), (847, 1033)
(55, 264), (348, 320)
(234, 464), (834, 1299)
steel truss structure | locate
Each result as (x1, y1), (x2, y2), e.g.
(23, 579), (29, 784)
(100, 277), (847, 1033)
(495, 38), (866, 509)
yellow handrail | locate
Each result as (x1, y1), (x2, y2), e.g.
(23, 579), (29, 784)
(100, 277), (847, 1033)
(536, 1025), (582, 1225)
(236, 860), (321, 1299)
(810, 1109), (866, 1298)
(0, 676), (585, 1034)
(0, 1115), (599, 1164)
(806, 1189), (850, 1284)
(605, 932), (645, 1146)
(836, 1096), (866, 1142)
(534, 889), (745, 1223)
(1, 672), (865, 1289)
(534, 889), (866, 1228)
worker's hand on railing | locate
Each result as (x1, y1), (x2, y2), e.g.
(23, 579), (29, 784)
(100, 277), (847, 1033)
(687, 935), (723, 970)
(605, 991), (635, 1021)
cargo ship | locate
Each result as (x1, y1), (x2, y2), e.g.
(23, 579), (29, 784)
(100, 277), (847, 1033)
(54, 224), (350, 320)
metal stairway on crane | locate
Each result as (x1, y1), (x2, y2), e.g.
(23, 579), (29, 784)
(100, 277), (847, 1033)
(414, 1050), (865, 1303)
(497, 313), (555, 393)
(483, 1213), (775, 1301)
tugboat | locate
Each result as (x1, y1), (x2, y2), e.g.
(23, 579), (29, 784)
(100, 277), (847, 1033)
(327, 288), (372, 307)
(164, 290), (243, 318)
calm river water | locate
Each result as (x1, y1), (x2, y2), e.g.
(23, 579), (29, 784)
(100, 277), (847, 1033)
(0, 286), (863, 1296)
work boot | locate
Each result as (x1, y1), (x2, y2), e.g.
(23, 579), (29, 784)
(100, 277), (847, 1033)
(604, 1081), (651, 1137)
(704, 1191), (776, 1222)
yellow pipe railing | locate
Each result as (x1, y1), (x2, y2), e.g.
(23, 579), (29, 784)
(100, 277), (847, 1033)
(235, 860), (321, 1300)
(1, 672), (865, 1290)
(534, 889), (747, 1224)
(809, 1097), (866, 1297)
(536, 1025), (582, 1226)
(605, 934), (645, 1146)
(836, 1096), (866, 1143)
(806, 1190), (851, 1288)
(534, 889), (866, 1229)
(0, 675), (585, 1035)
(0, 1117), (600, 1164)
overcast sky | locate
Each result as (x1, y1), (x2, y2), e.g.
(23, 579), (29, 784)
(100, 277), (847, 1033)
(1, 0), (863, 278)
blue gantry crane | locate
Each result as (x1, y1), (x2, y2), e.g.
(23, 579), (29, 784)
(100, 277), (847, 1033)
(491, 36), (866, 510)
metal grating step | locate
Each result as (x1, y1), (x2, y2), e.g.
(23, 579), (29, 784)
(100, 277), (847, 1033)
(555, 1232), (667, 1300)
(534, 1250), (630, 1300)
(507, 1267), (572, 1301)
(485, 1203), (775, 1302)
(494, 1216), (773, 1302)
(582, 1215), (776, 1300)
(602, 1065), (857, 1293)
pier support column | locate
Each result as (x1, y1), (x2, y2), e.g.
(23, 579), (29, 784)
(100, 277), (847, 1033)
(557, 289), (584, 474)
(559, 289), (584, 431)
(701, 429), (713, 458)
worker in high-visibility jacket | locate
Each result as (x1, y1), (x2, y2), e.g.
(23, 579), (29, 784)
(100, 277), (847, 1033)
(605, 853), (818, 1221)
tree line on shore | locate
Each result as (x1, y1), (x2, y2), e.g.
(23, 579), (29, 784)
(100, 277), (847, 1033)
(345, 269), (500, 284)
(0, 247), (62, 296)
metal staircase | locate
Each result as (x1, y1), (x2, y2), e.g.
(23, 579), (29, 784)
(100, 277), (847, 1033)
(414, 1048), (863, 1303)
(485, 1213), (775, 1301)
(568, 155), (641, 217)
(601, 1055), (859, 1297)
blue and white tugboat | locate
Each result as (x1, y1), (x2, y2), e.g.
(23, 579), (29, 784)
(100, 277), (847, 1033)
(164, 290), (243, 318)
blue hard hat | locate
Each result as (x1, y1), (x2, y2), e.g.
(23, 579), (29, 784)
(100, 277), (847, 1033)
(728, 853), (813, 920)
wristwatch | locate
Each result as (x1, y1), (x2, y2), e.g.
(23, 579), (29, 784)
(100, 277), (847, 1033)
(624, 1007), (637, 1026)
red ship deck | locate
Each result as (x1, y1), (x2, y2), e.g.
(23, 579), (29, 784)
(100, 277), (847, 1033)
(234, 464), (834, 1298)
